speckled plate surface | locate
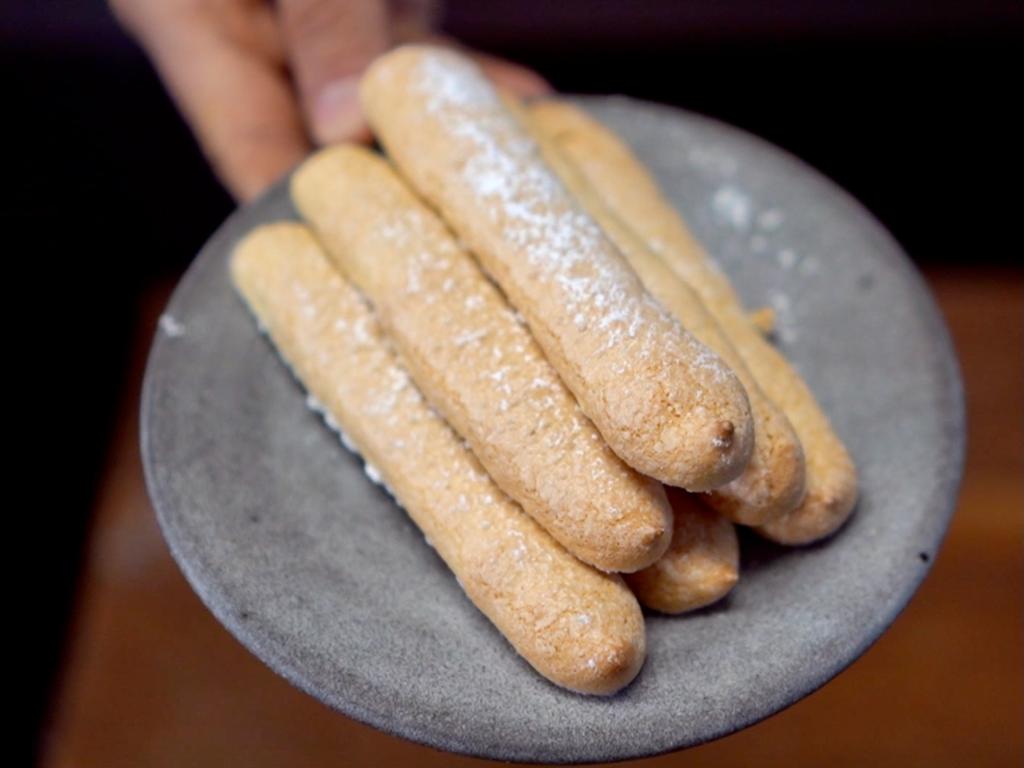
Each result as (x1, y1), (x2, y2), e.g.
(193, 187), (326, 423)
(141, 97), (964, 763)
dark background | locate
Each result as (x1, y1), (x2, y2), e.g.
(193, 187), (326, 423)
(7, 1), (1021, 764)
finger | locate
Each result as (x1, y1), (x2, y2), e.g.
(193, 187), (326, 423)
(119, 0), (290, 66)
(127, 4), (310, 201)
(278, 0), (391, 144)
(389, 0), (440, 44)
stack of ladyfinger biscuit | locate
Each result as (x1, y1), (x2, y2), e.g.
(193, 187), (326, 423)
(230, 45), (858, 696)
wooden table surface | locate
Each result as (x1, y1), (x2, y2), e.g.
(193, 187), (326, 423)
(40, 267), (1022, 767)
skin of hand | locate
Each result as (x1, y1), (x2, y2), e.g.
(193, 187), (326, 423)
(110, 0), (550, 201)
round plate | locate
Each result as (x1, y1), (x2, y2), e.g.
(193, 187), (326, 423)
(141, 97), (964, 763)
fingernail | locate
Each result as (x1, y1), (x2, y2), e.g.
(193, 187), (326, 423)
(311, 76), (364, 145)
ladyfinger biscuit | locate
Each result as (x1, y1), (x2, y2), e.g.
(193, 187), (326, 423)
(528, 100), (858, 544)
(359, 46), (754, 492)
(749, 306), (776, 336)
(231, 222), (645, 695)
(521, 107), (806, 527)
(292, 145), (672, 572)
(625, 489), (739, 614)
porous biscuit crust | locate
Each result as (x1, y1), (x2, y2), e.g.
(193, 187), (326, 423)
(292, 145), (672, 572)
(231, 223), (646, 694)
(625, 490), (739, 614)
(526, 101), (807, 527)
(527, 100), (858, 544)
(360, 46), (755, 491)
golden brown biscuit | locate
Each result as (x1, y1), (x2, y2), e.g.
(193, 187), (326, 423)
(749, 306), (776, 336)
(291, 145), (672, 572)
(359, 45), (754, 492)
(522, 103), (806, 527)
(625, 490), (739, 614)
(528, 100), (858, 544)
(231, 222), (646, 695)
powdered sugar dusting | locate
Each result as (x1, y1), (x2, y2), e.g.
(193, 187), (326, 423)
(420, 52), (498, 113)
(363, 461), (383, 486)
(777, 248), (797, 270)
(701, 176), (819, 346)
(767, 290), (800, 343)
(712, 186), (752, 229)
(412, 51), (729, 380)
(453, 328), (488, 347)
(768, 291), (791, 314)
(338, 429), (356, 452)
(159, 313), (185, 338)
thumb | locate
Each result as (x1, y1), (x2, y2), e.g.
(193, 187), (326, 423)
(278, 0), (391, 144)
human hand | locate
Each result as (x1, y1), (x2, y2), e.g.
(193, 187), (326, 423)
(111, 0), (550, 201)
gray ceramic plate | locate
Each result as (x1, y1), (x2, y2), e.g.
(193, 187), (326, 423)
(142, 97), (964, 763)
